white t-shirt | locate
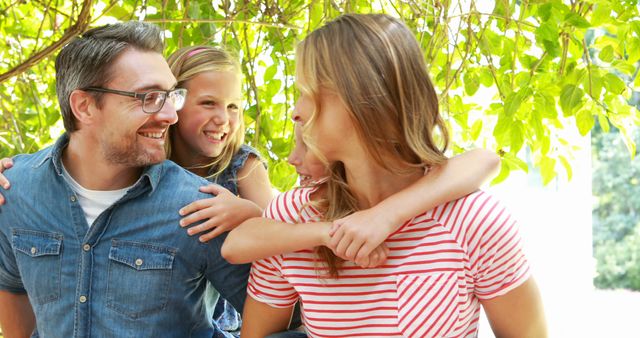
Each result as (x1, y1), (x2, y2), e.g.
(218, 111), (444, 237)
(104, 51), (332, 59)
(61, 164), (130, 227)
(248, 188), (530, 338)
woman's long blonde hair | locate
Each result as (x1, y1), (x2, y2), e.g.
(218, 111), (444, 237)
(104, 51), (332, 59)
(165, 46), (244, 178)
(297, 14), (450, 278)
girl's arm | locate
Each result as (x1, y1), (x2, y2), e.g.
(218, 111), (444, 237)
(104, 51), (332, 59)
(240, 296), (294, 338)
(221, 218), (331, 264)
(221, 217), (388, 267)
(179, 156), (274, 242)
(0, 157), (13, 205)
(481, 277), (547, 337)
(236, 155), (275, 209)
(329, 149), (501, 265)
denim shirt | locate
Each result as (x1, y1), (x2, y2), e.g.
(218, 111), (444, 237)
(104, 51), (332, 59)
(0, 134), (251, 338)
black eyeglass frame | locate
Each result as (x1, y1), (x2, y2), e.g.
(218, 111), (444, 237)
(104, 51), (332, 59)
(82, 87), (187, 114)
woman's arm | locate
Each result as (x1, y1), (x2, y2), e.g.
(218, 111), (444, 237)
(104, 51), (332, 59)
(329, 148), (500, 264)
(0, 291), (35, 338)
(481, 277), (547, 337)
(240, 295), (294, 338)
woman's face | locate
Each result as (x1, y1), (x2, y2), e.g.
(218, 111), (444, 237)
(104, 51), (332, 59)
(288, 122), (326, 186)
(172, 70), (242, 164)
(292, 74), (355, 163)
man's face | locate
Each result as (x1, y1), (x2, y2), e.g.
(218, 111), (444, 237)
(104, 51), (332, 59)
(92, 49), (178, 167)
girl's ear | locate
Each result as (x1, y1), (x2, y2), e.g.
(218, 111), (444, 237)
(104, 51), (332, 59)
(69, 89), (98, 126)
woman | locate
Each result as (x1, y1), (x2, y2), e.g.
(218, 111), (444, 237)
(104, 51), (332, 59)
(224, 14), (547, 337)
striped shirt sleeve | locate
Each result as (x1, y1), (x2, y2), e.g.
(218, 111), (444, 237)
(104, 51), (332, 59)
(464, 192), (531, 300)
(247, 189), (310, 307)
(247, 255), (298, 308)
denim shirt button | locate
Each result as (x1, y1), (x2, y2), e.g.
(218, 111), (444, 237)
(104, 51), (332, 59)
(83, 244), (91, 251)
(70, 195), (77, 202)
(135, 258), (143, 266)
(30, 247), (37, 254)
(79, 295), (87, 303)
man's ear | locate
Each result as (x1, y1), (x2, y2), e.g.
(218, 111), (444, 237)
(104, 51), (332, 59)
(69, 89), (98, 125)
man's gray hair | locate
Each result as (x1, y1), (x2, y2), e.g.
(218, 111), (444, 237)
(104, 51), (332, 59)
(55, 21), (164, 132)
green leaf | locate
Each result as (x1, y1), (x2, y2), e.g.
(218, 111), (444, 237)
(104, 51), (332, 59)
(591, 3), (611, 26)
(510, 122), (525, 154)
(628, 38), (640, 63)
(559, 84), (584, 116)
(575, 109), (595, 136)
(264, 64), (278, 82)
(539, 156), (557, 185)
(612, 60), (636, 76)
(599, 45), (614, 62)
(503, 152), (529, 172)
(491, 160), (511, 185)
(493, 114), (512, 147)
(542, 39), (562, 57)
(188, 2), (201, 19)
(598, 113), (610, 133)
(535, 22), (559, 41)
(529, 109), (545, 141)
(565, 12), (591, 28)
(558, 155), (573, 181)
(470, 119), (483, 141)
(534, 92), (558, 119)
(537, 3), (554, 22)
(603, 73), (626, 94)
(463, 71), (480, 96)
(479, 68), (493, 87)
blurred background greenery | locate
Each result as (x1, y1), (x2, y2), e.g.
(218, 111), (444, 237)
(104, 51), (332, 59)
(0, 0), (638, 298)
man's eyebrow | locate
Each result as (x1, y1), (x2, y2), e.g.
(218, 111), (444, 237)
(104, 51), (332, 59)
(134, 82), (178, 92)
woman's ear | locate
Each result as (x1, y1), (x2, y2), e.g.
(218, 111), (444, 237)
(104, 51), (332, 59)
(69, 89), (97, 126)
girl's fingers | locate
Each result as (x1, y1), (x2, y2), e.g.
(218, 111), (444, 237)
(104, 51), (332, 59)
(179, 198), (216, 216)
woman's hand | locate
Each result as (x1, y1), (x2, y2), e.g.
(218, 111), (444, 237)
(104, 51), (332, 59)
(179, 184), (262, 242)
(0, 157), (14, 205)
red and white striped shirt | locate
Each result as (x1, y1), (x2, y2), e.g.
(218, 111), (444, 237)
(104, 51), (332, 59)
(248, 188), (530, 338)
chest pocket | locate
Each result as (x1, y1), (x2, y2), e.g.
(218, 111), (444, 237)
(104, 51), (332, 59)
(106, 240), (176, 319)
(395, 271), (463, 338)
(11, 229), (63, 305)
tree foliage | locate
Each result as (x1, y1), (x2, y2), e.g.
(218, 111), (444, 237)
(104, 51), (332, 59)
(1, 0), (639, 191)
(592, 120), (640, 290)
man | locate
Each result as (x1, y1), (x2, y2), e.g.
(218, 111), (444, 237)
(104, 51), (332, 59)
(0, 21), (249, 337)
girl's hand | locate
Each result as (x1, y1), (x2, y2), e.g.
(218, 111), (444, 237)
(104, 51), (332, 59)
(351, 244), (390, 269)
(328, 207), (400, 266)
(0, 157), (14, 205)
(179, 184), (262, 243)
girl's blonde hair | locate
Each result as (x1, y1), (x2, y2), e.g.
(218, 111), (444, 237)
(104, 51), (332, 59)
(165, 46), (244, 178)
(297, 14), (450, 277)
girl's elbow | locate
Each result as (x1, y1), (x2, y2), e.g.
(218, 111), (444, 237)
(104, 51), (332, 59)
(221, 235), (243, 264)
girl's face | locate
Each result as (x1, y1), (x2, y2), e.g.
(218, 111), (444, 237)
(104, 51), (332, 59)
(288, 122), (326, 186)
(172, 70), (242, 164)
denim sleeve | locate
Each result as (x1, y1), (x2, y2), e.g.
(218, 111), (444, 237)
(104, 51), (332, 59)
(202, 232), (251, 312)
(0, 229), (26, 293)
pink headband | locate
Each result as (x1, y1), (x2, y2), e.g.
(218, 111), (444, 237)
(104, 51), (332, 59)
(187, 48), (208, 58)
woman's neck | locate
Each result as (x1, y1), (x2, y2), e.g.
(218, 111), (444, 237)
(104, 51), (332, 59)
(342, 153), (423, 210)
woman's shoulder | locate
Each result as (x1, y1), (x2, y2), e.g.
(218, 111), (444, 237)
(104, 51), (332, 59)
(264, 186), (322, 223)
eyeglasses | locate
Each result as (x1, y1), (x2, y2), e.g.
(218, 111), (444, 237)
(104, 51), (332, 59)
(83, 87), (187, 114)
